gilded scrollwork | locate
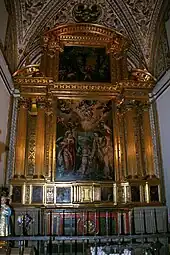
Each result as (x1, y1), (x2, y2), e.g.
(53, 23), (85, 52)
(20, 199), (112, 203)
(46, 186), (54, 203)
(26, 113), (36, 175)
(18, 97), (31, 110)
(25, 185), (30, 204)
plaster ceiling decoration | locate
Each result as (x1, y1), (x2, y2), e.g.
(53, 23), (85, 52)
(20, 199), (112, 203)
(45, 0), (127, 35)
(154, 25), (170, 78)
(5, 0), (169, 76)
(124, 0), (155, 35)
(21, 0), (48, 35)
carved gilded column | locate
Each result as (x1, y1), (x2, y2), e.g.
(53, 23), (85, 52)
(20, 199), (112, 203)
(124, 103), (138, 178)
(14, 98), (29, 178)
(117, 108), (127, 181)
(34, 99), (46, 178)
(25, 99), (37, 176)
(149, 102), (160, 177)
(142, 104), (154, 177)
(133, 104), (144, 178)
(44, 100), (53, 177)
(6, 92), (20, 182)
(114, 96), (128, 181)
(114, 108), (121, 181)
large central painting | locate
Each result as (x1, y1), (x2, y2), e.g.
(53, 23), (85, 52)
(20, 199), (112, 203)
(56, 99), (114, 181)
(59, 46), (111, 82)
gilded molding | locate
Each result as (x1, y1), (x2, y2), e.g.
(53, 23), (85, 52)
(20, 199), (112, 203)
(14, 78), (53, 84)
(26, 113), (36, 176)
(43, 23), (130, 56)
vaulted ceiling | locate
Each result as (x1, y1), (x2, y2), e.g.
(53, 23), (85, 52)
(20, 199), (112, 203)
(4, 0), (170, 78)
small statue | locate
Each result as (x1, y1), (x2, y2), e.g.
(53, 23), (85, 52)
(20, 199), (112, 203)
(0, 196), (12, 236)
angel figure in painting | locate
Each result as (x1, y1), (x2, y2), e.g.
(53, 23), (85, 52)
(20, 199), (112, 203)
(0, 196), (12, 236)
(72, 100), (103, 131)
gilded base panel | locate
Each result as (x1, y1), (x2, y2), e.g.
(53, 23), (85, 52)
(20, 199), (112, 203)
(10, 179), (161, 207)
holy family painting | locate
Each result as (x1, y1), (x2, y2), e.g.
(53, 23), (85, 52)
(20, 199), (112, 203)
(59, 46), (111, 82)
(56, 99), (114, 181)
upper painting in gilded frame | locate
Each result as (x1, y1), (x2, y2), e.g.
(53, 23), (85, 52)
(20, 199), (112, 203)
(59, 46), (111, 82)
(55, 99), (114, 181)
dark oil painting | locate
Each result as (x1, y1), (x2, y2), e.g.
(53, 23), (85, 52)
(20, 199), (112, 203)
(56, 187), (71, 203)
(59, 46), (111, 82)
(32, 186), (43, 203)
(56, 99), (114, 181)
(150, 185), (159, 202)
(101, 187), (113, 202)
(131, 186), (140, 202)
(12, 186), (22, 203)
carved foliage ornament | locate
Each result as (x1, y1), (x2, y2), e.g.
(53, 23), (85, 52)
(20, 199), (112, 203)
(123, 0), (156, 35)
(23, 0), (48, 31)
(46, 0), (126, 35)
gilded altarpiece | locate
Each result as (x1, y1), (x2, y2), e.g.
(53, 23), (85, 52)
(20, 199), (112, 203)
(9, 24), (162, 209)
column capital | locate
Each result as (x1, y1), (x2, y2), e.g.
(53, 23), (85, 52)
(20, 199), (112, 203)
(18, 97), (30, 109)
(36, 97), (46, 109)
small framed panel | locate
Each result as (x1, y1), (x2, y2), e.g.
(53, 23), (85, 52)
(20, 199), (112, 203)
(131, 185), (140, 202)
(117, 185), (125, 203)
(101, 187), (113, 202)
(93, 186), (101, 202)
(125, 185), (130, 203)
(12, 185), (22, 203)
(32, 186), (43, 204)
(56, 187), (71, 203)
(149, 185), (159, 202)
(46, 186), (55, 204)
(79, 186), (92, 202)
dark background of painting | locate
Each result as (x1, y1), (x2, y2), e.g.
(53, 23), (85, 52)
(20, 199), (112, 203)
(32, 186), (43, 203)
(59, 46), (111, 82)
